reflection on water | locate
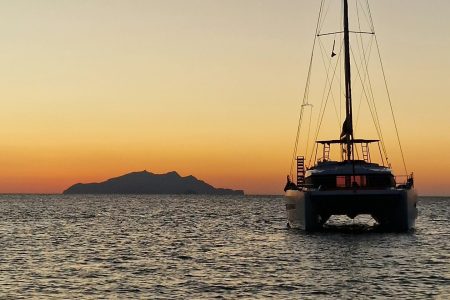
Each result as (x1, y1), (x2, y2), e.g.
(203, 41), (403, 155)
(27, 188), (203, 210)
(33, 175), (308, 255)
(0, 195), (448, 298)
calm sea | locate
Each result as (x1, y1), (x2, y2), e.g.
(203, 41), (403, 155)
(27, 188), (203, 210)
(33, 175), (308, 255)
(0, 195), (448, 299)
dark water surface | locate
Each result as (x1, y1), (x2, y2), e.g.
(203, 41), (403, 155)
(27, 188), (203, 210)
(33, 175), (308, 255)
(0, 195), (448, 299)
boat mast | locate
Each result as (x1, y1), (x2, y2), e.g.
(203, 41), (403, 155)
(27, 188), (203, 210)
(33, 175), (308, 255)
(343, 0), (354, 161)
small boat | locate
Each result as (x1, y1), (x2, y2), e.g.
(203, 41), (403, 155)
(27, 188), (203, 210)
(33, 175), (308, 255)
(284, 0), (417, 231)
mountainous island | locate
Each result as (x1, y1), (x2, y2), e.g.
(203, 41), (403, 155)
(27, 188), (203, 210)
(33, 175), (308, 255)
(63, 170), (244, 195)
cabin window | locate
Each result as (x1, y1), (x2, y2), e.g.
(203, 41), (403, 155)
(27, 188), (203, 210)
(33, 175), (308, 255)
(336, 176), (367, 188)
(353, 175), (367, 187)
(336, 176), (347, 187)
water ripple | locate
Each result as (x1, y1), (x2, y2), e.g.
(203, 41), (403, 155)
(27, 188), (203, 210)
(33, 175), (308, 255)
(0, 195), (448, 299)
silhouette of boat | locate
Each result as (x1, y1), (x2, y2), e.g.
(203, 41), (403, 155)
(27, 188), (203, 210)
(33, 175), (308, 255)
(284, 0), (417, 231)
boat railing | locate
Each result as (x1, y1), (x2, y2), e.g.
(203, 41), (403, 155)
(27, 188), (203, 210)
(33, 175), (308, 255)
(395, 173), (414, 189)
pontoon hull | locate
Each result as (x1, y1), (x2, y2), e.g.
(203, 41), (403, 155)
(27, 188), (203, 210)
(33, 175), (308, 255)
(285, 189), (417, 231)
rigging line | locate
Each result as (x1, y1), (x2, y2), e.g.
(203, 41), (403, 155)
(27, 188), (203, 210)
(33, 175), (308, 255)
(356, 0), (374, 32)
(365, 0), (375, 33)
(377, 142), (386, 167)
(351, 50), (390, 169)
(313, 145), (319, 168)
(366, 1), (407, 174)
(355, 142), (360, 160)
(349, 45), (389, 161)
(357, 3), (378, 113)
(318, 0), (332, 34)
(304, 104), (314, 163)
(356, 0), (370, 86)
(290, 108), (305, 177)
(354, 36), (375, 129)
(360, 40), (391, 165)
(355, 2), (390, 164)
(289, 0), (325, 177)
(308, 39), (344, 166)
(307, 50), (328, 165)
(290, 111), (304, 177)
(353, 0), (364, 138)
(350, 44), (384, 142)
(317, 38), (341, 128)
(374, 34), (408, 175)
(355, 58), (390, 166)
(317, 31), (374, 37)
(354, 2), (376, 132)
(308, 40), (343, 166)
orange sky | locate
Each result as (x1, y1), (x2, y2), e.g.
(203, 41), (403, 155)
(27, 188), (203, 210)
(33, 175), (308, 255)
(0, 0), (449, 195)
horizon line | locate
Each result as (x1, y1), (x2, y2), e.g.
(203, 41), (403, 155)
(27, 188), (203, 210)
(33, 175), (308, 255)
(0, 193), (449, 198)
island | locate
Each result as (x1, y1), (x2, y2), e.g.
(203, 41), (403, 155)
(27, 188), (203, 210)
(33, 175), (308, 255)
(63, 170), (244, 195)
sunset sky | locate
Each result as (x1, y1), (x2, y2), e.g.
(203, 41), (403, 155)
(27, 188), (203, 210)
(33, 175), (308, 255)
(0, 0), (449, 195)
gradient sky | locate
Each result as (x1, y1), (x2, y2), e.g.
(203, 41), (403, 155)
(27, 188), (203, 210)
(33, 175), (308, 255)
(0, 0), (449, 195)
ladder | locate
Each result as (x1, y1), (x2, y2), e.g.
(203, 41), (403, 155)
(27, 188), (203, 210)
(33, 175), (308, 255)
(296, 156), (305, 187)
(323, 143), (331, 161)
(362, 142), (371, 162)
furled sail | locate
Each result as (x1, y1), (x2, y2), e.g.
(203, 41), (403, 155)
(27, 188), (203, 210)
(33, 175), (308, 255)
(340, 116), (353, 139)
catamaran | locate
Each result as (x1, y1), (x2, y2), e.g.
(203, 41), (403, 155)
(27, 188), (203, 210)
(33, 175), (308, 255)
(284, 0), (417, 231)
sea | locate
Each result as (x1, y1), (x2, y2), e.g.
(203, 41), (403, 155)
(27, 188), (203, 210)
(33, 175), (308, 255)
(0, 195), (448, 299)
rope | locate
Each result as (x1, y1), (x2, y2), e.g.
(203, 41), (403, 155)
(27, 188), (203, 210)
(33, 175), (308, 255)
(308, 39), (344, 166)
(304, 104), (314, 162)
(354, 0), (369, 132)
(353, 0), (391, 164)
(289, 0), (324, 178)
(353, 0), (392, 167)
(367, 2), (409, 175)
(318, 38), (341, 127)
(357, 0), (374, 32)
(374, 35), (408, 174)
(349, 45), (390, 165)
(354, 37), (374, 129)
(354, 40), (374, 126)
(318, 0), (332, 34)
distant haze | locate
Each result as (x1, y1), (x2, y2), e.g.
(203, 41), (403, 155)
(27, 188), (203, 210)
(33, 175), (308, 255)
(0, 0), (449, 195)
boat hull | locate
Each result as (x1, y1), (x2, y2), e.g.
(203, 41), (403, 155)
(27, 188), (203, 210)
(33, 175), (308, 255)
(285, 188), (417, 231)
